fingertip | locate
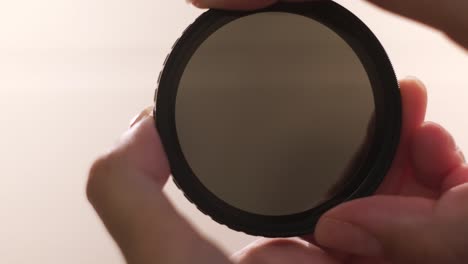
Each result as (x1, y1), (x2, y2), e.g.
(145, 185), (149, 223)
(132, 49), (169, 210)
(399, 77), (428, 137)
(400, 77), (427, 98)
(129, 106), (154, 128)
(379, 78), (428, 194)
(191, 0), (277, 10)
(236, 238), (339, 264)
(316, 196), (436, 260)
(315, 217), (383, 257)
(125, 117), (172, 185)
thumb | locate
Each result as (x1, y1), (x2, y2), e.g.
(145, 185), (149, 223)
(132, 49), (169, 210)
(87, 108), (229, 264)
(314, 196), (456, 263)
(190, 0), (276, 10)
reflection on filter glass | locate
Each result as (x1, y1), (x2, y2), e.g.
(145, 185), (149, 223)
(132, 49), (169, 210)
(176, 12), (375, 216)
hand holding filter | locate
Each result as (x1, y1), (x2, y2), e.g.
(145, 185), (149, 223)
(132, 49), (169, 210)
(155, 1), (401, 237)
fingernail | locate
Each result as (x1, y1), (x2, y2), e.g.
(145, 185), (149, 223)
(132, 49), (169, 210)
(315, 218), (383, 257)
(404, 76), (426, 89)
(193, 0), (218, 8)
(456, 147), (466, 163)
(188, 0), (205, 8)
(129, 106), (154, 128)
(231, 239), (267, 261)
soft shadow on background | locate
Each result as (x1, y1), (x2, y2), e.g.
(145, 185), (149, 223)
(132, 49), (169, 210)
(0, 1), (466, 263)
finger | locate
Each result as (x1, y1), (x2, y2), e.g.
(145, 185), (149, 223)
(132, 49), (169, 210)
(366, 0), (468, 49)
(410, 122), (465, 190)
(442, 166), (468, 192)
(398, 78), (428, 142)
(189, 0), (317, 10)
(315, 196), (455, 262)
(303, 78), (428, 254)
(87, 112), (229, 264)
(190, 0), (277, 10)
(377, 78), (427, 194)
(434, 183), (468, 258)
(234, 239), (340, 264)
(189, 0), (468, 49)
(347, 257), (392, 264)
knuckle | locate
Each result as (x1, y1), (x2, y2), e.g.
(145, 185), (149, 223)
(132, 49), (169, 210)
(237, 239), (306, 264)
(237, 240), (287, 264)
(86, 153), (117, 203)
(237, 250), (270, 264)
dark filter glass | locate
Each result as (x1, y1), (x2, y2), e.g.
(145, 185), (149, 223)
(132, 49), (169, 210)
(175, 12), (375, 216)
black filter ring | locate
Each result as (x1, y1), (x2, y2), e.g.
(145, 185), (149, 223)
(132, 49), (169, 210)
(154, 1), (401, 237)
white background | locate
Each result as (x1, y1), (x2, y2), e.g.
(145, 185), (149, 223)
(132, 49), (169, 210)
(0, 0), (466, 263)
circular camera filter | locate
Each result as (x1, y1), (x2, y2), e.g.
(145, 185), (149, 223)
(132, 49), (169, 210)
(154, 1), (401, 237)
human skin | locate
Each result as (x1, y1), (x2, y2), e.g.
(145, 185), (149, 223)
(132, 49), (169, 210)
(86, 1), (468, 263)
